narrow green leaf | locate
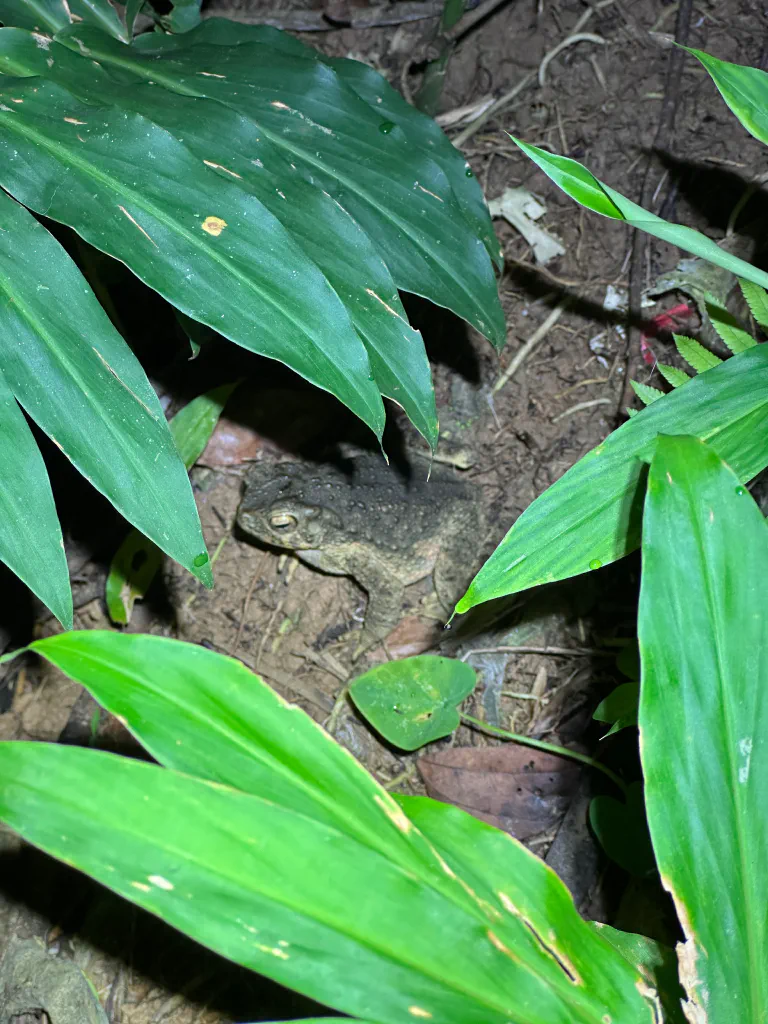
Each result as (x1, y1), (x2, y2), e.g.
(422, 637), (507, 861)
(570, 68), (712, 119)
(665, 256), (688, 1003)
(0, 72), (385, 441)
(456, 345), (768, 612)
(398, 795), (658, 1022)
(68, 0), (127, 41)
(0, 743), (552, 1024)
(673, 333), (722, 372)
(123, 0), (143, 36)
(0, 188), (211, 601)
(0, 368), (71, 625)
(656, 363), (690, 388)
(349, 656), (476, 750)
(686, 48), (768, 147)
(704, 295), (755, 352)
(172, 19), (504, 274)
(71, 25), (505, 348)
(630, 380), (665, 406)
(512, 138), (768, 292)
(739, 277), (768, 329)
(0, 0), (69, 32)
(639, 435), (768, 1020)
(106, 383), (235, 623)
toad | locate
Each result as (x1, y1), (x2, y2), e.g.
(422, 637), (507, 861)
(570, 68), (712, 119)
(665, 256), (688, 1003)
(237, 452), (484, 656)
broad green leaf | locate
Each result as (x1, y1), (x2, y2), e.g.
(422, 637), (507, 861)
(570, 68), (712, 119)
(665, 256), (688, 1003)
(457, 345), (768, 612)
(513, 138), (768, 292)
(0, 368), (70, 624)
(349, 656), (476, 750)
(739, 278), (768, 329)
(0, 742), (567, 1024)
(0, 72), (385, 443)
(164, 19), (503, 273)
(14, 35), (437, 447)
(105, 382), (235, 623)
(704, 295), (755, 353)
(656, 363), (690, 388)
(0, 188), (211, 608)
(589, 782), (655, 877)
(639, 436), (768, 1021)
(398, 795), (658, 1022)
(167, 0), (200, 33)
(590, 924), (686, 1024)
(686, 48), (768, 146)
(630, 380), (664, 406)
(72, 25), (505, 348)
(25, 631), (457, 878)
(124, 0), (143, 37)
(674, 333), (722, 372)
(0, 0), (69, 32)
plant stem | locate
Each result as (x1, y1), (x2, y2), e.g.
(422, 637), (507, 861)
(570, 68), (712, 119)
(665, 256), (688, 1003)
(460, 713), (627, 795)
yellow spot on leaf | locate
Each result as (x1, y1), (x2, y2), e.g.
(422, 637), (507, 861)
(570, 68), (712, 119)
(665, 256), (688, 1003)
(257, 944), (290, 960)
(415, 183), (443, 202)
(197, 71), (226, 78)
(408, 1008), (432, 1019)
(131, 881), (151, 892)
(64, 116), (87, 124)
(118, 206), (158, 247)
(202, 216), (227, 237)
(374, 793), (413, 833)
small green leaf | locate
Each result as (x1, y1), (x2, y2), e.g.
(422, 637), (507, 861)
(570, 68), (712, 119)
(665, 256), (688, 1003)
(704, 294), (755, 353)
(349, 656), (476, 750)
(590, 782), (656, 877)
(739, 277), (768, 329)
(673, 333), (722, 372)
(593, 681), (639, 737)
(167, 0), (200, 33)
(686, 48), (768, 147)
(630, 381), (665, 406)
(591, 924), (687, 1024)
(656, 363), (690, 388)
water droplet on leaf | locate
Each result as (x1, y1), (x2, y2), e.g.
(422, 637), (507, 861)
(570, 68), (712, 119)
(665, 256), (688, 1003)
(465, 168), (474, 177)
(193, 553), (209, 568)
(589, 558), (602, 571)
(378, 120), (395, 134)
(735, 486), (746, 496)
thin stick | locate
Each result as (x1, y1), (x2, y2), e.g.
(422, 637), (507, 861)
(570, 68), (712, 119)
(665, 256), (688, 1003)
(492, 298), (570, 393)
(552, 396), (611, 422)
(462, 644), (613, 660)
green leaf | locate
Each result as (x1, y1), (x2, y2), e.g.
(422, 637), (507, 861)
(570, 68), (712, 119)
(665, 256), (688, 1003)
(0, 367), (70, 625)
(0, 187), (211, 611)
(456, 345), (768, 613)
(590, 924), (687, 1024)
(630, 380), (665, 406)
(593, 681), (639, 737)
(740, 277), (768, 330)
(349, 656), (476, 750)
(398, 795), (659, 1022)
(124, 0), (143, 37)
(78, 24), (505, 348)
(686, 47), (768, 147)
(589, 782), (655, 877)
(105, 383), (235, 624)
(512, 137), (768, 292)
(0, 70), (385, 444)
(0, 26), (439, 448)
(67, 0), (128, 41)
(0, 742), (559, 1024)
(167, 0), (200, 33)
(639, 435), (768, 1020)
(704, 294), (755, 352)
(656, 363), (690, 388)
(673, 333), (722, 372)
(0, 0), (70, 32)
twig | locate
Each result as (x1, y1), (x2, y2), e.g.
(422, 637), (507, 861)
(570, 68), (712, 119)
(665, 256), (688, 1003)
(202, 0), (446, 30)
(538, 33), (608, 88)
(445, 0), (510, 42)
(552, 396), (611, 422)
(461, 644), (613, 660)
(453, 70), (535, 147)
(492, 298), (570, 394)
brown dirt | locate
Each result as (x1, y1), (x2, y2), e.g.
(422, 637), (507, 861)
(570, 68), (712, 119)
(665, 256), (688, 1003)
(2, 0), (765, 1018)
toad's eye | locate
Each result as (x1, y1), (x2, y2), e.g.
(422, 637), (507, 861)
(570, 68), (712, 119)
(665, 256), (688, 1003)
(270, 512), (297, 530)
